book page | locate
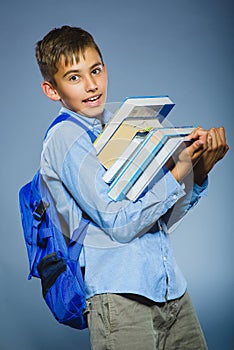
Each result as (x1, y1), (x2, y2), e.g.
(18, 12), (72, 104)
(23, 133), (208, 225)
(124, 117), (163, 129)
(97, 123), (138, 169)
(127, 105), (162, 118)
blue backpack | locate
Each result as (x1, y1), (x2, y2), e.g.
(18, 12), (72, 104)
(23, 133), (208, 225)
(19, 113), (96, 329)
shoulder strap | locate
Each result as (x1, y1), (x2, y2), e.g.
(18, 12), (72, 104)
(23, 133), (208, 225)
(44, 112), (97, 245)
(45, 112), (97, 143)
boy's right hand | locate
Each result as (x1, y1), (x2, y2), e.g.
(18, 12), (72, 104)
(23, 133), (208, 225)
(171, 127), (208, 183)
(192, 126), (229, 185)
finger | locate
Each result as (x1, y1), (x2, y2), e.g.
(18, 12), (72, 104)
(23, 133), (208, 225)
(209, 127), (227, 161)
(218, 126), (226, 144)
(209, 128), (218, 150)
(214, 127), (228, 159)
(218, 126), (226, 143)
(218, 129), (229, 159)
(202, 130), (208, 150)
(187, 129), (199, 141)
(187, 127), (205, 140)
(207, 132), (212, 149)
(188, 139), (205, 158)
(216, 128), (225, 158)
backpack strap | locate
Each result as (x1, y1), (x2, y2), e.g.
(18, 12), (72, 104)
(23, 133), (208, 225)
(45, 112), (97, 143)
(68, 217), (90, 260)
(45, 112), (97, 248)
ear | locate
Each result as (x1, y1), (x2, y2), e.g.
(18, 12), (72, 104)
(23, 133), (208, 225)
(41, 81), (61, 102)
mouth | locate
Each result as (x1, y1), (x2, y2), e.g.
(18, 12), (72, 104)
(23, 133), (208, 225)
(83, 94), (102, 105)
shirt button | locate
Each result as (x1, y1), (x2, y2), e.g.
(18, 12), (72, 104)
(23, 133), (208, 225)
(163, 256), (167, 262)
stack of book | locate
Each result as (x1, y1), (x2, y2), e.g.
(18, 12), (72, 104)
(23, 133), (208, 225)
(95, 96), (194, 201)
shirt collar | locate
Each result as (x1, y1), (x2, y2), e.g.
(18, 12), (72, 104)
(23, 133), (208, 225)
(59, 107), (112, 131)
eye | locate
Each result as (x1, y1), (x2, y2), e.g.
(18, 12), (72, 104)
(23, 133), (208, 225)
(92, 66), (103, 75)
(69, 75), (80, 82)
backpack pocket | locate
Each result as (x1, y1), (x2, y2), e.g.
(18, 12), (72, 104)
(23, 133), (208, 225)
(37, 251), (87, 329)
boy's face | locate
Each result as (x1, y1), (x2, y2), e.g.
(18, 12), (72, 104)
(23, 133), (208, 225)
(42, 47), (108, 118)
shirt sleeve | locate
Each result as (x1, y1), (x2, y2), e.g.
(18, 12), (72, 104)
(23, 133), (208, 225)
(43, 123), (187, 243)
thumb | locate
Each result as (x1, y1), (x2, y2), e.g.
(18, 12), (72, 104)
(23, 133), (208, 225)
(192, 139), (204, 150)
(187, 139), (204, 158)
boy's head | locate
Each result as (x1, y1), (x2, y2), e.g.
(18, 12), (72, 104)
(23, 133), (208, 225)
(35, 26), (108, 118)
(36, 26), (103, 85)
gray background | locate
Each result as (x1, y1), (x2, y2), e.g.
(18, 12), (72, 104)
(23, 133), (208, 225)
(0, 0), (233, 349)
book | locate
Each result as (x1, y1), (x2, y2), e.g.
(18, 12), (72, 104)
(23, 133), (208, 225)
(102, 129), (149, 184)
(94, 95), (175, 155)
(98, 120), (155, 170)
(126, 136), (193, 201)
(107, 127), (194, 201)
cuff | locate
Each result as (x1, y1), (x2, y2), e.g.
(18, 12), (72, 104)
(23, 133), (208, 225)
(150, 170), (186, 208)
(193, 176), (208, 197)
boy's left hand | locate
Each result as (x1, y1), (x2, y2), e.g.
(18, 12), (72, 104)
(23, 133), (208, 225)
(193, 126), (229, 185)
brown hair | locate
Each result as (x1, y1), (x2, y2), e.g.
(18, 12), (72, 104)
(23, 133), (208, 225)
(35, 25), (103, 85)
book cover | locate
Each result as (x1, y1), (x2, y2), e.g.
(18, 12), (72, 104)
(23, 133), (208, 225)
(94, 95), (175, 155)
(107, 127), (194, 201)
(126, 136), (193, 201)
(102, 129), (149, 184)
(97, 118), (163, 169)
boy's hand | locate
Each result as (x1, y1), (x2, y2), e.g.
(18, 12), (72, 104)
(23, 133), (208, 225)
(193, 126), (229, 185)
(171, 128), (208, 183)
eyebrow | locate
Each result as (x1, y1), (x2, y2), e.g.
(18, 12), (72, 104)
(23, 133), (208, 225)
(63, 62), (103, 78)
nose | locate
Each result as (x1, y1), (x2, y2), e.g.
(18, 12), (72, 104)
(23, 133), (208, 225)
(84, 75), (98, 92)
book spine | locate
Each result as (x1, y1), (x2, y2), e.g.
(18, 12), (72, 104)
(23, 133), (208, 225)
(108, 133), (166, 201)
(126, 138), (184, 201)
(102, 132), (146, 183)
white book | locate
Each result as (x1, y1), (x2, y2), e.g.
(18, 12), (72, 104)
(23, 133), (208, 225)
(126, 136), (193, 201)
(102, 130), (148, 183)
(108, 127), (194, 201)
(95, 95), (175, 155)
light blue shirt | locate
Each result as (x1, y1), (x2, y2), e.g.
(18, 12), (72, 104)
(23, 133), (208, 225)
(40, 107), (208, 302)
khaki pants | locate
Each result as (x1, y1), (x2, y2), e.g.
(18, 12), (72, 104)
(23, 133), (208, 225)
(85, 291), (208, 350)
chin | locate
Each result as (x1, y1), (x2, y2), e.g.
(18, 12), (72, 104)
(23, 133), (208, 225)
(82, 105), (105, 118)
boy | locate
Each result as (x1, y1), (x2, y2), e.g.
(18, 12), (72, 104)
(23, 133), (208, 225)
(35, 26), (228, 349)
